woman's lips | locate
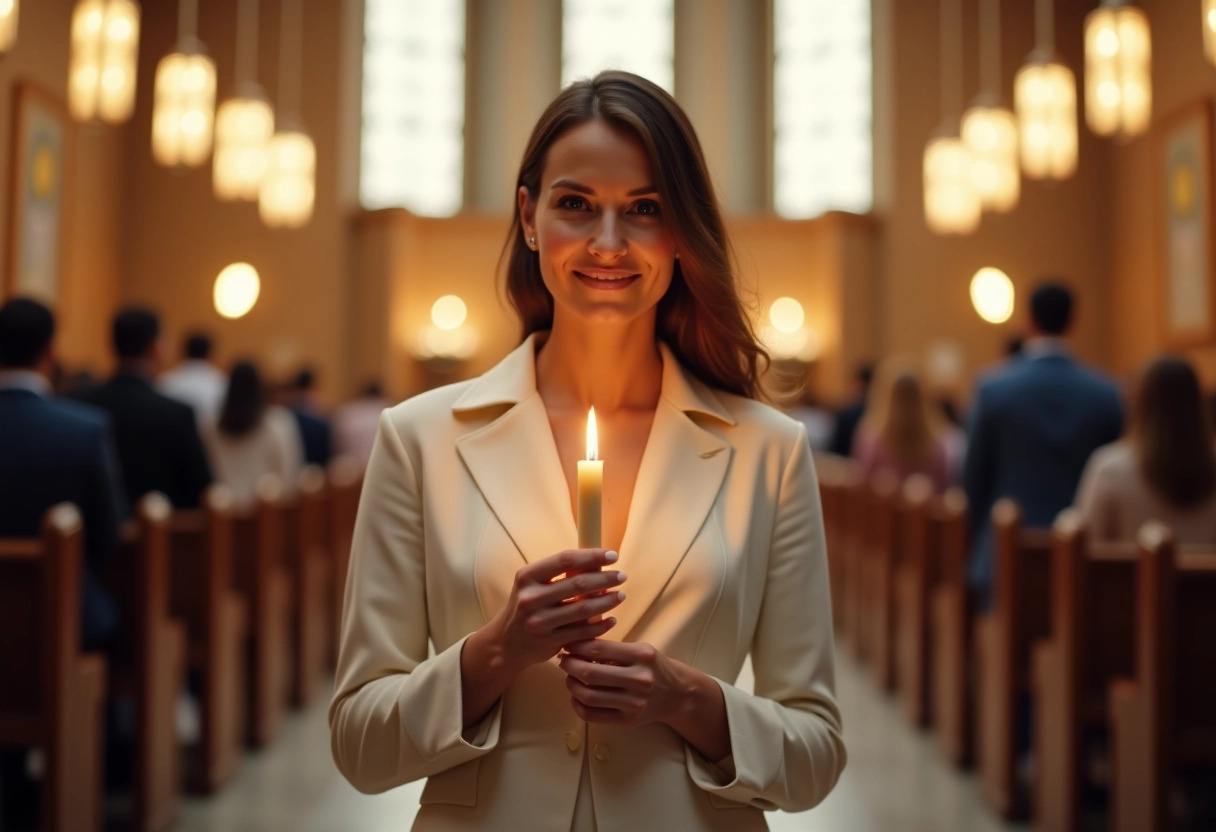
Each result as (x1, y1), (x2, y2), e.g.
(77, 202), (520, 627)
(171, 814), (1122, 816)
(575, 270), (640, 290)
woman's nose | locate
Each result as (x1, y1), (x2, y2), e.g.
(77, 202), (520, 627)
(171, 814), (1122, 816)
(588, 212), (627, 258)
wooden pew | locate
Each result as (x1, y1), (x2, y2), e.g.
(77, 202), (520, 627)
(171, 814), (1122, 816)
(282, 466), (331, 707)
(928, 486), (971, 765)
(1031, 510), (1137, 832)
(167, 486), (247, 793)
(103, 494), (186, 832)
(1109, 523), (1216, 832)
(231, 476), (291, 748)
(974, 499), (1054, 820)
(0, 504), (107, 832)
(894, 477), (967, 727)
(859, 472), (900, 690)
(815, 457), (850, 642)
(327, 456), (362, 658)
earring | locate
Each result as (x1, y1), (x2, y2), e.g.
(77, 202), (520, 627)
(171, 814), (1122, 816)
(529, 236), (536, 248)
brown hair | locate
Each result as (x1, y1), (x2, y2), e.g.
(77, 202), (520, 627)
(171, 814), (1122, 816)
(1131, 356), (1216, 508)
(860, 357), (939, 464)
(501, 70), (767, 399)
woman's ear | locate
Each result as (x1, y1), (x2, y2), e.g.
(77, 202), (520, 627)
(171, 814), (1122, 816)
(517, 186), (536, 241)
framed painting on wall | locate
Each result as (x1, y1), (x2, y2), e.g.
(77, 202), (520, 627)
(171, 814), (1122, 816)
(5, 83), (70, 305)
(1158, 98), (1215, 347)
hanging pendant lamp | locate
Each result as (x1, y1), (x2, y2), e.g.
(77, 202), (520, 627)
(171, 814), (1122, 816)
(0, 1), (19, 57)
(214, 0), (273, 201)
(961, 0), (1020, 213)
(924, 0), (980, 235)
(1203, 0), (1216, 66)
(1013, 0), (1077, 180)
(260, 0), (314, 228)
(1084, 0), (1151, 140)
(151, 0), (216, 167)
(68, 0), (141, 124)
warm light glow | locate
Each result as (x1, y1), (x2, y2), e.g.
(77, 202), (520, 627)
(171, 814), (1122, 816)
(760, 324), (820, 362)
(768, 297), (805, 333)
(214, 263), (261, 319)
(970, 267), (1015, 324)
(1014, 57), (1077, 180)
(0, 0), (18, 55)
(1205, 0), (1216, 66)
(213, 87), (274, 201)
(962, 103), (1020, 212)
(586, 407), (598, 462)
(924, 135), (981, 235)
(259, 129), (315, 228)
(69, 0), (140, 124)
(430, 295), (467, 330)
(1084, 5), (1151, 139)
(152, 42), (217, 166)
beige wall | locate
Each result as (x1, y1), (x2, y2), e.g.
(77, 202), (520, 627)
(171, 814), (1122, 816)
(0, 0), (126, 368)
(1109, 0), (1216, 386)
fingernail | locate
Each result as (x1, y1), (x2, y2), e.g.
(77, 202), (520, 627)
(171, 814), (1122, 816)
(616, 571), (628, 583)
(604, 550), (618, 562)
(616, 591), (627, 601)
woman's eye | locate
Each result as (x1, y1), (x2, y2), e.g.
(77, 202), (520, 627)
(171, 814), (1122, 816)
(557, 195), (588, 210)
(633, 200), (661, 216)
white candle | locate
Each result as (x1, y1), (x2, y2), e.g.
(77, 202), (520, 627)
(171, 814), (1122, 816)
(577, 407), (603, 549)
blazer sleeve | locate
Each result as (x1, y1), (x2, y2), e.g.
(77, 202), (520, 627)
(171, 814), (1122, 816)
(329, 410), (502, 795)
(685, 424), (847, 811)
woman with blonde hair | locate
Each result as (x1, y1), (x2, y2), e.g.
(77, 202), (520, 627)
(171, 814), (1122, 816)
(852, 357), (951, 491)
(1076, 356), (1216, 542)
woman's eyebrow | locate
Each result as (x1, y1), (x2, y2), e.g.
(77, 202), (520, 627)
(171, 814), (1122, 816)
(550, 178), (658, 197)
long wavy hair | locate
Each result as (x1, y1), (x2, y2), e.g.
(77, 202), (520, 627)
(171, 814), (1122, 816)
(500, 70), (767, 399)
(1130, 356), (1216, 508)
(859, 357), (940, 464)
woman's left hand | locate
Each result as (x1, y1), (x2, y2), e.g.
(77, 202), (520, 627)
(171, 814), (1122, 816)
(558, 639), (691, 728)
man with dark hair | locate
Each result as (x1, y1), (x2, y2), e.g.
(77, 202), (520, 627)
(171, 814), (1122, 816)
(78, 307), (212, 509)
(827, 362), (874, 457)
(963, 280), (1124, 602)
(0, 298), (127, 649)
(284, 366), (333, 467)
(160, 329), (227, 426)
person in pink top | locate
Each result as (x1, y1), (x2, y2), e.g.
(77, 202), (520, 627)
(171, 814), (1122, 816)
(852, 357), (951, 492)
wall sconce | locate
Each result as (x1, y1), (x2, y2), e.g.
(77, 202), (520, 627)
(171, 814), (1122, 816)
(214, 262), (260, 319)
(0, 0), (18, 57)
(412, 295), (478, 363)
(69, 0), (140, 124)
(760, 297), (820, 362)
(970, 267), (1015, 324)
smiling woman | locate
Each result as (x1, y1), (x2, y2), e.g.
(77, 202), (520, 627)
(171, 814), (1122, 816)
(330, 70), (847, 832)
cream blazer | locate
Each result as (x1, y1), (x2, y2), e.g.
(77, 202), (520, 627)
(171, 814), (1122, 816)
(329, 335), (846, 831)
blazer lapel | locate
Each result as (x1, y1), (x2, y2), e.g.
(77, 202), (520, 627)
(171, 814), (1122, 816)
(456, 395), (578, 568)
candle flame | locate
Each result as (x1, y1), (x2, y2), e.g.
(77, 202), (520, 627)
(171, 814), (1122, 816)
(586, 407), (598, 461)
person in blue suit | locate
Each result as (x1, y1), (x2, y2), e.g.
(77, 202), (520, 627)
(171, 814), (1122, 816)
(0, 297), (128, 650)
(962, 282), (1124, 606)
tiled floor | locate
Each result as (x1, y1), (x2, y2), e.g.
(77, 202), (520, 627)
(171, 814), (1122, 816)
(176, 651), (1031, 832)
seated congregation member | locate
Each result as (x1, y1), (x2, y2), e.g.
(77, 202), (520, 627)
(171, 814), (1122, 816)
(827, 361), (873, 457)
(78, 307), (212, 509)
(0, 297), (127, 650)
(962, 282), (1124, 602)
(334, 381), (387, 471)
(159, 330), (227, 428)
(282, 367), (333, 466)
(1076, 356), (1216, 543)
(853, 357), (951, 491)
(204, 361), (305, 508)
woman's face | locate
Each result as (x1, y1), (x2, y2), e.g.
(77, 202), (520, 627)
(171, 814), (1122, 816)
(518, 118), (677, 328)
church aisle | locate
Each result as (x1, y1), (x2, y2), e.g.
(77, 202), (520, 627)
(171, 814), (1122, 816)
(176, 651), (1030, 832)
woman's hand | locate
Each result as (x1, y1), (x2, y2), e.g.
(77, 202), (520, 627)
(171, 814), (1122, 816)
(559, 639), (732, 762)
(460, 549), (627, 726)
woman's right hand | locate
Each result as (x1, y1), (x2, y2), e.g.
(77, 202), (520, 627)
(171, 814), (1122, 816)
(460, 549), (627, 726)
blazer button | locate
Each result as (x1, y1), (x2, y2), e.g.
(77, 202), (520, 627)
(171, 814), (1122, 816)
(565, 731), (582, 753)
(593, 743), (610, 762)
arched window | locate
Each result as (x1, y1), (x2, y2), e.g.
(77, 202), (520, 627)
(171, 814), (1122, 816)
(773, 0), (873, 218)
(360, 0), (466, 215)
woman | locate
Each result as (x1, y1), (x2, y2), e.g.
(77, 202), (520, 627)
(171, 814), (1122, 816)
(852, 357), (951, 491)
(1075, 356), (1216, 543)
(329, 71), (845, 831)
(203, 361), (304, 508)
